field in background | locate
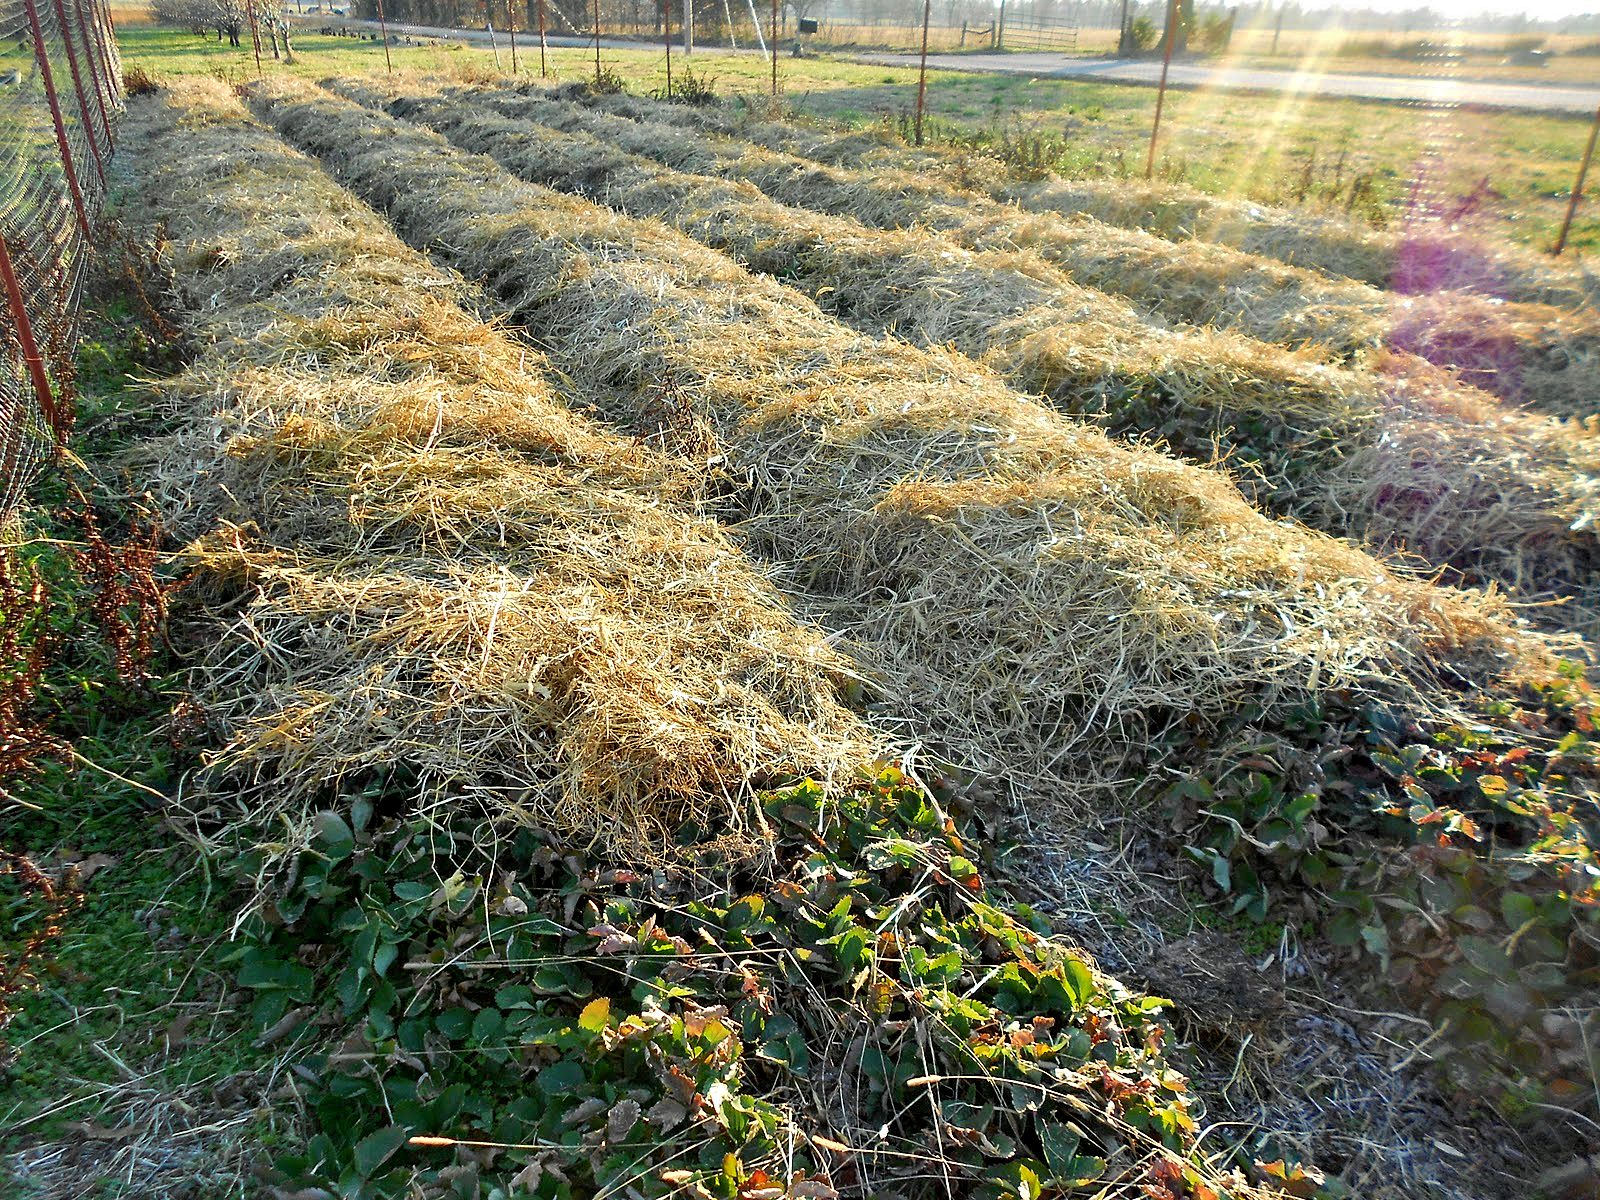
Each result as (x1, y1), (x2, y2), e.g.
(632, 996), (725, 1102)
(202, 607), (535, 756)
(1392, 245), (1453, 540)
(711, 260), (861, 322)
(803, 22), (1600, 85)
(120, 24), (1600, 255)
(1220, 29), (1600, 85)
(107, 0), (154, 25)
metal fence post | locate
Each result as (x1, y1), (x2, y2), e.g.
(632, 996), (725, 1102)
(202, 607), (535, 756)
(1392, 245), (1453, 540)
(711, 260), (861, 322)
(22, 0), (94, 238)
(48, 0), (107, 186)
(375, 0), (393, 73)
(92, 0), (124, 129)
(914, 0), (930, 145)
(245, 0), (264, 74)
(0, 239), (65, 443)
(1554, 102), (1600, 257)
(769, 0), (777, 96)
(508, 0), (518, 74)
(1145, 0), (1177, 180)
(68, 0), (115, 146)
(662, 0), (672, 93)
(537, 0), (547, 77)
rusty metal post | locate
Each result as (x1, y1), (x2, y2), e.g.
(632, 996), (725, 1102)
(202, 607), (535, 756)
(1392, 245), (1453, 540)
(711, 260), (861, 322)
(245, 0), (264, 74)
(68, 0), (115, 146)
(1555, 102), (1600, 257)
(913, 0), (930, 145)
(508, 0), (518, 73)
(84, 0), (119, 102)
(22, 0), (93, 238)
(662, 0), (671, 93)
(1145, 0), (1177, 180)
(375, 0), (393, 73)
(0, 238), (65, 443)
(537, 0), (547, 76)
(769, 0), (777, 96)
(593, 0), (602, 85)
(48, 0), (106, 186)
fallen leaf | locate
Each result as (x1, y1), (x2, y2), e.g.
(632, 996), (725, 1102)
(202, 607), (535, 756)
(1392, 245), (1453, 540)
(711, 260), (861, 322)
(561, 1097), (609, 1127)
(645, 1096), (688, 1131)
(508, 1160), (543, 1191)
(254, 1006), (313, 1048)
(607, 1098), (641, 1142)
(163, 1011), (197, 1051)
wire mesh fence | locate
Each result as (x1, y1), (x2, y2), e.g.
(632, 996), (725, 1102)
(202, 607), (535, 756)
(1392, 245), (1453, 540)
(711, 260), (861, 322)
(0, 0), (123, 519)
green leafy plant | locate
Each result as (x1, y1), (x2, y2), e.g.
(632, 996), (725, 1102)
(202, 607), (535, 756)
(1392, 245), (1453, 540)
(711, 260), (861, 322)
(1173, 673), (1600, 1099)
(239, 767), (1241, 1199)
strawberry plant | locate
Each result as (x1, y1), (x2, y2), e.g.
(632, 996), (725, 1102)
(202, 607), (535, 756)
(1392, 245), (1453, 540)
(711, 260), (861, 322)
(1174, 669), (1600, 1101)
(237, 768), (1257, 1199)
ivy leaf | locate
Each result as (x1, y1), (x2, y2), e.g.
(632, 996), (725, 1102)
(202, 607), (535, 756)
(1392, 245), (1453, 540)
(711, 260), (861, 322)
(1500, 891), (1538, 930)
(435, 1008), (472, 1040)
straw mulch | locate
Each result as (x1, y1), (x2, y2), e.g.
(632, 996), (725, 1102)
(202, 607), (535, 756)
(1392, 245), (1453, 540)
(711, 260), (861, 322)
(569, 88), (1600, 419)
(327, 78), (1600, 635)
(253, 75), (1561, 806)
(121, 78), (878, 862)
(660, 101), (1599, 316)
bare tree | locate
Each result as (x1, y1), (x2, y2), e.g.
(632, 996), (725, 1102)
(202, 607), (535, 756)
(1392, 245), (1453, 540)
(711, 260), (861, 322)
(152, 0), (247, 45)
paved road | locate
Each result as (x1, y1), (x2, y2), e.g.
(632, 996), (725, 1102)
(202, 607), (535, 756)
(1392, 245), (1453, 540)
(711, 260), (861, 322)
(308, 18), (1600, 115)
(855, 52), (1600, 115)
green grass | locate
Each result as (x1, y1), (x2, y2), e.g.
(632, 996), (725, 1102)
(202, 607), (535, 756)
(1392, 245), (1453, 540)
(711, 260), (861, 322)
(116, 24), (1600, 255)
(0, 290), (284, 1197)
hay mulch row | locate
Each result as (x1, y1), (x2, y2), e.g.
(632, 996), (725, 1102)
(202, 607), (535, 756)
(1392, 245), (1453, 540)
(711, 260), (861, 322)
(332, 78), (1600, 634)
(252, 76), (1554, 807)
(665, 101), (1599, 317)
(123, 77), (878, 863)
(571, 88), (1600, 418)
(993, 174), (1600, 314)
(122, 83), (1295, 1200)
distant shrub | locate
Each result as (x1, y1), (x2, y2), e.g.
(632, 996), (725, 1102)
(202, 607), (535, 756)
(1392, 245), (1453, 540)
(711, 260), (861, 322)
(578, 66), (629, 96)
(123, 64), (159, 95)
(1195, 12), (1233, 53)
(651, 66), (718, 106)
(1128, 15), (1158, 51)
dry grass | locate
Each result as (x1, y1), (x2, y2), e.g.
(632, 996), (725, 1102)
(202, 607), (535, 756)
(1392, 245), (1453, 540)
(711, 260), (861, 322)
(121, 78), (877, 866)
(570, 88), (1600, 418)
(322, 77), (1600, 634)
(250, 74), (1562, 809)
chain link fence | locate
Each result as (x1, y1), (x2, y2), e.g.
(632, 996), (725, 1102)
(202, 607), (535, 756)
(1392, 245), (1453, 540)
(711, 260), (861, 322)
(0, 0), (123, 518)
